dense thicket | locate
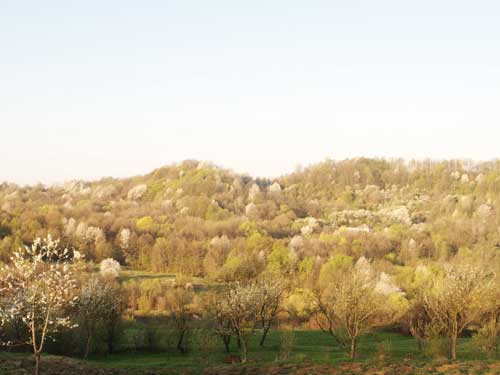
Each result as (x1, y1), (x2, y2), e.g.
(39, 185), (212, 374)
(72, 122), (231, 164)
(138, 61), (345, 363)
(1, 158), (500, 274)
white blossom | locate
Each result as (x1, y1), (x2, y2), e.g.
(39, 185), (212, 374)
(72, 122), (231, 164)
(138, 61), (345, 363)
(476, 204), (492, 218)
(378, 206), (411, 225)
(375, 272), (403, 296)
(64, 217), (77, 237)
(245, 202), (258, 217)
(354, 256), (373, 281)
(85, 226), (105, 244)
(248, 184), (260, 201)
(0, 235), (82, 371)
(99, 258), (121, 279)
(119, 228), (131, 249)
(288, 235), (304, 252)
(127, 184), (147, 200)
(75, 221), (88, 239)
(268, 182), (282, 193)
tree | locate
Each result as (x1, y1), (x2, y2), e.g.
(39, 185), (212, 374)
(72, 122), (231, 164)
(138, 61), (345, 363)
(473, 310), (500, 358)
(209, 292), (233, 353)
(0, 236), (82, 375)
(315, 259), (407, 360)
(165, 284), (195, 354)
(99, 258), (121, 280)
(256, 275), (287, 347)
(100, 282), (127, 355)
(78, 276), (121, 359)
(218, 282), (262, 362)
(417, 263), (496, 360)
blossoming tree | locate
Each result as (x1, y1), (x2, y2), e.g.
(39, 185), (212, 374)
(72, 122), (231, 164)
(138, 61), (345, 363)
(217, 282), (262, 362)
(0, 235), (82, 375)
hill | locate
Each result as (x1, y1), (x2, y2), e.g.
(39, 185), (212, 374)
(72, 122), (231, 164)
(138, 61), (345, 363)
(1, 158), (499, 278)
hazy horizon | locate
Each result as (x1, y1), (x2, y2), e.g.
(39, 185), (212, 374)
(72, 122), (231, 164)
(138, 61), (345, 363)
(2, 1), (500, 184)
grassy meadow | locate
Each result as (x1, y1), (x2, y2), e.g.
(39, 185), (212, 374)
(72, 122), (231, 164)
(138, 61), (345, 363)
(87, 329), (495, 371)
(2, 329), (499, 375)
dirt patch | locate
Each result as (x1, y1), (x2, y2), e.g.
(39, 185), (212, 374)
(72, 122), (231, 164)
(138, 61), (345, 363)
(1, 356), (499, 375)
(0, 355), (177, 375)
(204, 362), (500, 375)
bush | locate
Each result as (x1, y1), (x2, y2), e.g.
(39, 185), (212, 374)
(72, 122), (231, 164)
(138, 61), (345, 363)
(472, 320), (500, 358)
(424, 337), (450, 362)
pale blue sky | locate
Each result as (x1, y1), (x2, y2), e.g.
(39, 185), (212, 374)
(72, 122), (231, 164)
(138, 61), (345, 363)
(1, 1), (500, 184)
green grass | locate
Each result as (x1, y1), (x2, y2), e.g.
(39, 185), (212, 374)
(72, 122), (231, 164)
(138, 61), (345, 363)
(118, 269), (208, 287)
(1, 330), (497, 375)
(87, 329), (496, 371)
(119, 269), (176, 282)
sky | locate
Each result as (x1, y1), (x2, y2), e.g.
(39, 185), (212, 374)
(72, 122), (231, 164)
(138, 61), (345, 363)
(1, 0), (500, 185)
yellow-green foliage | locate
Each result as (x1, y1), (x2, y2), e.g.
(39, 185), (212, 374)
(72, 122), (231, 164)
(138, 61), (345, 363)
(136, 216), (157, 233)
(298, 256), (314, 280)
(319, 232), (336, 244)
(319, 254), (353, 288)
(239, 220), (265, 237)
(125, 278), (171, 314)
(284, 288), (315, 321)
(266, 242), (293, 274)
(245, 232), (273, 254)
(38, 204), (58, 215)
(146, 179), (168, 201)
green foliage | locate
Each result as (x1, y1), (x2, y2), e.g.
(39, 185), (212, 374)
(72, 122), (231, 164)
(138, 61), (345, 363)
(266, 242), (293, 274)
(239, 220), (265, 237)
(136, 216), (157, 233)
(298, 256), (314, 282)
(318, 254), (353, 288)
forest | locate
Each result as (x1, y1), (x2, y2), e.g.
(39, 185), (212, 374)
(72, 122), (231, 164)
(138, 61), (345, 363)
(1, 158), (500, 375)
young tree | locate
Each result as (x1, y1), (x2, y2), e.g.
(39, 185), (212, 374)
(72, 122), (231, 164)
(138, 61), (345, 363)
(97, 281), (127, 355)
(315, 259), (407, 360)
(78, 276), (122, 359)
(0, 236), (82, 375)
(218, 282), (262, 362)
(165, 284), (195, 354)
(209, 293), (233, 353)
(99, 258), (121, 280)
(256, 275), (287, 347)
(474, 311), (500, 358)
(418, 264), (496, 360)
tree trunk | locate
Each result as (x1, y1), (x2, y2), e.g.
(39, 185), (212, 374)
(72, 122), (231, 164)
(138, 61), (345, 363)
(34, 352), (41, 375)
(14, 321), (21, 342)
(107, 324), (116, 355)
(259, 325), (271, 347)
(84, 335), (92, 360)
(350, 337), (357, 360)
(177, 330), (186, 354)
(241, 339), (248, 363)
(222, 335), (231, 353)
(237, 335), (241, 349)
(451, 334), (457, 361)
(107, 333), (114, 355)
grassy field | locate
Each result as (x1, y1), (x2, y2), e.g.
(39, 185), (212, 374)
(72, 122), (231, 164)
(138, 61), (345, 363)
(118, 269), (177, 282)
(118, 269), (210, 290)
(87, 330), (497, 371)
(2, 330), (499, 375)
